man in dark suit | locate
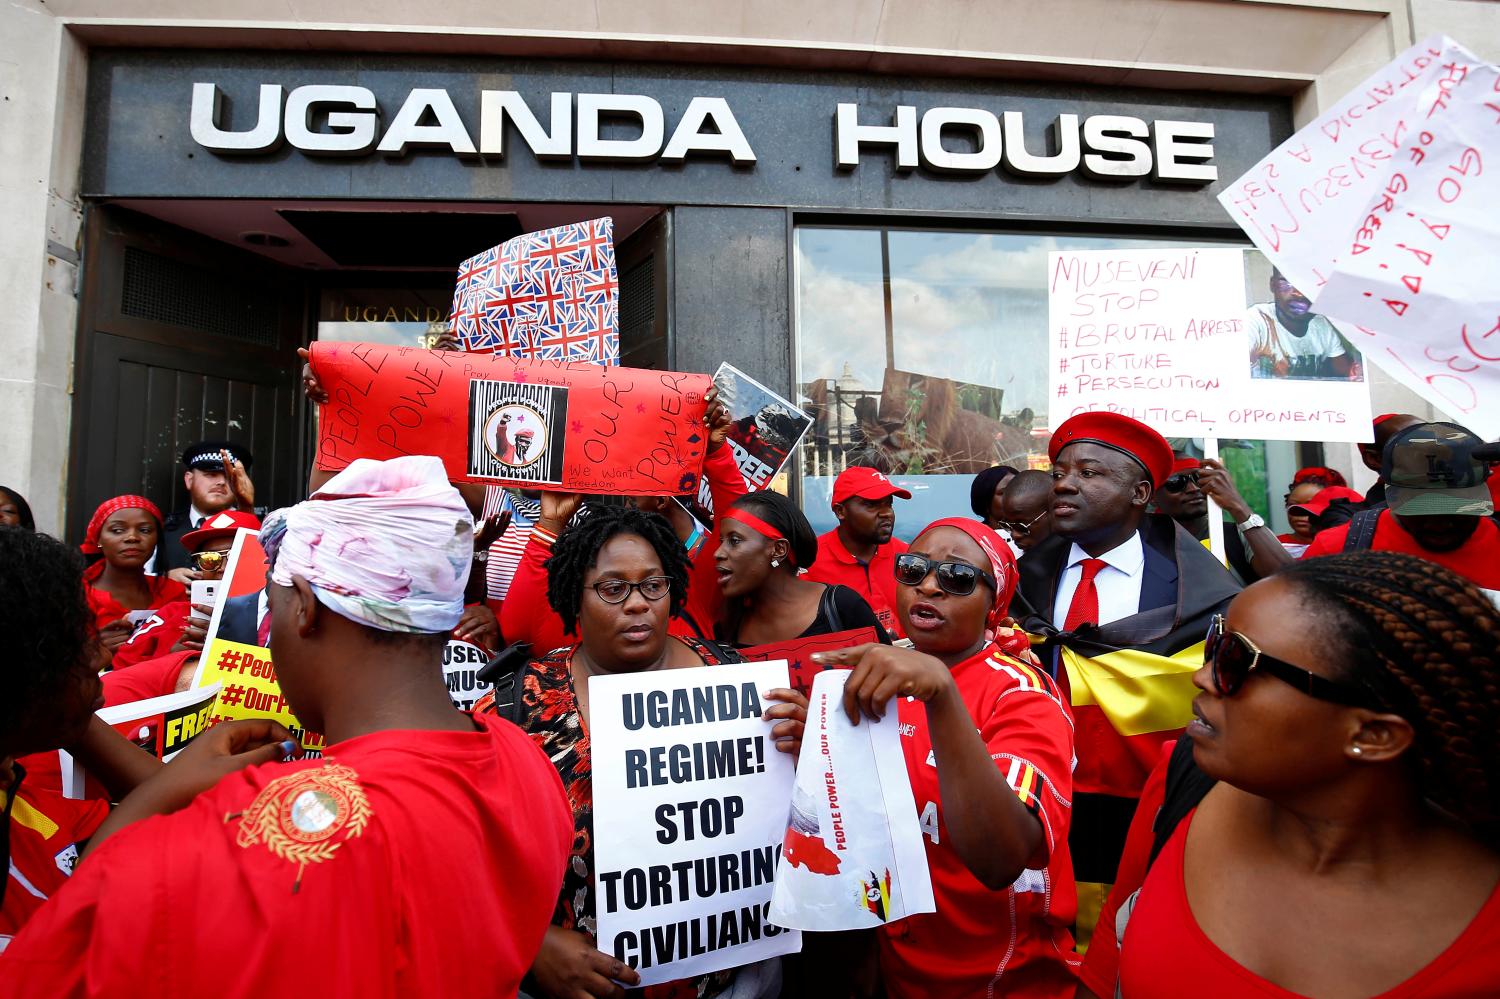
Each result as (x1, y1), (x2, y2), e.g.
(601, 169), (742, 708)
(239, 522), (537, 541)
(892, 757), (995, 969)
(158, 441), (256, 574)
(1008, 412), (1241, 949)
(216, 589), (268, 648)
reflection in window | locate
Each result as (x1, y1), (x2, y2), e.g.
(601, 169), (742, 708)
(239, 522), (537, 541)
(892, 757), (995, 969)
(794, 226), (1287, 539)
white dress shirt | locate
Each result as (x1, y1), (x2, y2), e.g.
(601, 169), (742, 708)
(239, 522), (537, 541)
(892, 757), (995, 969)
(1052, 532), (1146, 630)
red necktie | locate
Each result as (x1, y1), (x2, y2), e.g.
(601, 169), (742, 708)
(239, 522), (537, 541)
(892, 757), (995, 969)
(256, 609), (272, 647)
(1063, 558), (1108, 632)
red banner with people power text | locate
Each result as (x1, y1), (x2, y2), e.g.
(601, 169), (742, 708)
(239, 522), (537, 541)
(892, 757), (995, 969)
(310, 341), (714, 495)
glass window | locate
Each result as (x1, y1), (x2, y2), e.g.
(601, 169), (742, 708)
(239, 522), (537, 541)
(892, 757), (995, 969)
(795, 225), (1296, 541)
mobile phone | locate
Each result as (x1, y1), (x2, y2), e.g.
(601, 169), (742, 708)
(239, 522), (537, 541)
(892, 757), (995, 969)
(190, 579), (221, 620)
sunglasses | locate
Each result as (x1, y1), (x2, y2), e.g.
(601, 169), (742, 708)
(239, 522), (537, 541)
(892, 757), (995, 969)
(1205, 614), (1373, 706)
(1163, 471), (1201, 493)
(996, 511), (1047, 537)
(894, 553), (997, 597)
(188, 550), (229, 573)
(590, 576), (673, 604)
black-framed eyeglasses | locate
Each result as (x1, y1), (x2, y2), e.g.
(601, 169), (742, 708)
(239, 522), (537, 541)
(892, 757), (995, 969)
(188, 550), (229, 573)
(1163, 471), (1201, 493)
(589, 576), (673, 604)
(1205, 614), (1374, 706)
(995, 511), (1047, 537)
(894, 553), (997, 598)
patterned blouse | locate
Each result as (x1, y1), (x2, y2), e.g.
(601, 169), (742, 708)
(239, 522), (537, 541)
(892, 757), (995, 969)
(477, 637), (741, 999)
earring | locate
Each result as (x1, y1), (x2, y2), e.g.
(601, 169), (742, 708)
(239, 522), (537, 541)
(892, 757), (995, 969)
(770, 559), (781, 568)
(1352, 746), (1364, 756)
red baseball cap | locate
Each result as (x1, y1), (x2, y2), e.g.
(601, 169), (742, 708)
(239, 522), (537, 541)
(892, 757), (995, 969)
(832, 466), (912, 506)
(180, 510), (262, 552)
(1049, 412), (1175, 489)
(1286, 486), (1364, 518)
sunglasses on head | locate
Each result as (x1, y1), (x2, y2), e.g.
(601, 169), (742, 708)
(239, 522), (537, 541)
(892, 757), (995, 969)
(1205, 614), (1374, 706)
(996, 511), (1047, 537)
(590, 576), (673, 605)
(1163, 471), (1201, 493)
(894, 553), (997, 597)
(188, 550), (229, 573)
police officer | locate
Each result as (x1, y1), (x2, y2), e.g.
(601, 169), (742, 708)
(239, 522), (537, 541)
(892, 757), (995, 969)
(158, 441), (255, 574)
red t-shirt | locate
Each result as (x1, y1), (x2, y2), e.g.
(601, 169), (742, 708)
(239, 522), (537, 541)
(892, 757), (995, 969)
(802, 531), (908, 639)
(1119, 809), (1500, 997)
(1301, 511), (1500, 587)
(82, 561), (186, 634)
(104, 650), (196, 707)
(110, 602), (194, 671)
(879, 646), (1080, 998)
(2, 713), (572, 997)
(1, 772), (109, 950)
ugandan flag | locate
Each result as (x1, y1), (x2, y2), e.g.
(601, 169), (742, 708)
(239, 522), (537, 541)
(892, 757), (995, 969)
(1009, 514), (1241, 947)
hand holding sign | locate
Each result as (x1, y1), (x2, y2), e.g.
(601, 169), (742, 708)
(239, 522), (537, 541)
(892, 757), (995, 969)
(815, 644), (956, 725)
(532, 926), (642, 999)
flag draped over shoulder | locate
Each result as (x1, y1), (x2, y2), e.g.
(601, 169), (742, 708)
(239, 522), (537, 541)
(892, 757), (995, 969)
(450, 217), (619, 364)
(1010, 516), (1241, 800)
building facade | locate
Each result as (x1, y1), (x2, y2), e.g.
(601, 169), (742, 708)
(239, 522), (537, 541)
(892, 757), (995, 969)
(4, 0), (1496, 538)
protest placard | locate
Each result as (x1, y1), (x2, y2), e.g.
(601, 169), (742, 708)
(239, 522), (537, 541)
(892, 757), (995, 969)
(589, 661), (801, 985)
(442, 638), (492, 711)
(679, 364), (814, 526)
(1218, 36), (1500, 438)
(310, 341), (714, 495)
(739, 627), (878, 697)
(191, 529), (326, 758)
(60, 683), (223, 799)
(769, 670), (933, 931)
(450, 217), (619, 365)
(1047, 246), (1372, 440)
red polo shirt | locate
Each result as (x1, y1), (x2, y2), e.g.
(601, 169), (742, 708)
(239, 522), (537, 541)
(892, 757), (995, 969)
(1301, 511), (1500, 588)
(803, 530), (908, 639)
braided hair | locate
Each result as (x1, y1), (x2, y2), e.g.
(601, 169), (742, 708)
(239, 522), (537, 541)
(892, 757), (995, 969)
(544, 505), (691, 635)
(1, 527), (93, 741)
(1279, 552), (1500, 842)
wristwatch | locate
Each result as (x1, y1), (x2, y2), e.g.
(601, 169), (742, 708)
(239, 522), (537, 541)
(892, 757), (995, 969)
(472, 550), (490, 563)
(1237, 513), (1266, 532)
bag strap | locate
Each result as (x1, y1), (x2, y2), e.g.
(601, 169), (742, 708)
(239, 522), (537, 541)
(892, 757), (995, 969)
(1342, 509), (1381, 552)
(477, 641), (532, 727)
(1148, 734), (1216, 868)
(818, 584), (846, 633)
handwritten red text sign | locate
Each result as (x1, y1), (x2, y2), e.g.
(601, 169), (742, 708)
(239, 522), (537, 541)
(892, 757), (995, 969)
(311, 341), (713, 495)
(739, 627), (879, 697)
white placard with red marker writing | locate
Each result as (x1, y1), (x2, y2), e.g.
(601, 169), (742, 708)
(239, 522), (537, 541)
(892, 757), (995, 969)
(1047, 246), (1373, 441)
(1218, 35), (1500, 439)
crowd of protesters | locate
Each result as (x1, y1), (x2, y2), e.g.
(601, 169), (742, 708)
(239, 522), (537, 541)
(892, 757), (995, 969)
(4, 334), (1500, 998)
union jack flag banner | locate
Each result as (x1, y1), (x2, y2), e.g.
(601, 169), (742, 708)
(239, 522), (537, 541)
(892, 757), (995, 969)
(450, 216), (619, 365)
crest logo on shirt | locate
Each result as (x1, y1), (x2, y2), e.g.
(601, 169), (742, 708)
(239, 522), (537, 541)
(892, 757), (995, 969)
(54, 843), (81, 877)
(229, 760), (371, 893)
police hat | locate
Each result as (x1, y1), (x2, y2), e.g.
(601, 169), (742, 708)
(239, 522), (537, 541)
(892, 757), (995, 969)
(182, 440), (254, 471)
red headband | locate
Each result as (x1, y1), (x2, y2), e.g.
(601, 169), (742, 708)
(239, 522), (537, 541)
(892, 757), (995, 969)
(81, 495), (163, 554)
(723, 509), (796, 566)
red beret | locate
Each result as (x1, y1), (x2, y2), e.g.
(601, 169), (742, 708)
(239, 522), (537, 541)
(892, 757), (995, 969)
(1049, 412), (1175, 489)
(1170, 456), (1201, 475)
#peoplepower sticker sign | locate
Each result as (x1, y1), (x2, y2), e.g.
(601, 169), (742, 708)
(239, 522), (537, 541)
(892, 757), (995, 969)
(588, 662), (801, 985)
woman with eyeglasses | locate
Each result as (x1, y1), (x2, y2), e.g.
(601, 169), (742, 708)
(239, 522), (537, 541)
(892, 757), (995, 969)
(813, 518), (1079, 997)
(475, 504), (803, 999)
(79, 496), (186, 665)
(1094, 552), (1500, 997)
(714, 491), (889, 648)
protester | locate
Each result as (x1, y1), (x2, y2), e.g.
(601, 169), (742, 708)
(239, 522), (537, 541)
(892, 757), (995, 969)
(1150, 457), (1256, 582)
(1285, 484), (1363, 536)
(1290, 465), (1347, 489)
(1302, 421), (1500, 588)
(1278, 480), (1325, 555)
(969, 464), (1019, 529)
(474, 503), (804, 999)
(815, 518), (1078, 996)
(1008, 412), (1240, 948)
(80, 495), (185, 664)
(1246, 268), (1359, 380)
(157, 442), (256, 574)
(1353, 412), (1422, 512)
(1186, 458), (1301, 579)
(716, 491), (888, 648)
(995, 468), (1054, 554)
(1084, 553), (1500, 997)
(4, 457), (572, 995)
(111, 509), (260, 670)
(0, 486), (35, 531)
(803, 466), (911, 638)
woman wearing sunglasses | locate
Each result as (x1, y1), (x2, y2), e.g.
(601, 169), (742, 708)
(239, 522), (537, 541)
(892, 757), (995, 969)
(814, 518), (1079, 998)
(1105, 551), (1500, 997)
(475, 503), (802, 999)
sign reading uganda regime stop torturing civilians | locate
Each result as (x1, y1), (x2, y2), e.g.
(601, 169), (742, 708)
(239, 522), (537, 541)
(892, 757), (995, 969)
(1047, 246), (1373, 441)
(589, 662), (801, 985)
(310, 341), (713, 495)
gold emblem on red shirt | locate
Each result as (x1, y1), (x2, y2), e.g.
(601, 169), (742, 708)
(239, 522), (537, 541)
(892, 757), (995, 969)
(229, 760), (371, 893)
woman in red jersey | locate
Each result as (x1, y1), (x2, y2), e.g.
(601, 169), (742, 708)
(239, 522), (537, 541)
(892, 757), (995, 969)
(78, 496), (185, 660)
(1113, 552), (1500, 998)
(817, 517), (1079, 998)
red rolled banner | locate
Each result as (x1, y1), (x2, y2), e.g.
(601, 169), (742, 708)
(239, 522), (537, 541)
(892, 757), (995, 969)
(739, 626), (880, 697)
(311, 342), (714, 495)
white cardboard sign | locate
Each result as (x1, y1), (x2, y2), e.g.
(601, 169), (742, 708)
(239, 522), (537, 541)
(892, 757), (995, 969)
(589, 661), (802, 986)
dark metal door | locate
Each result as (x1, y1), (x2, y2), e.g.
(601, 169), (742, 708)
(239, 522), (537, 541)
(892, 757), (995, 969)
(67, 206), (306, 543)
